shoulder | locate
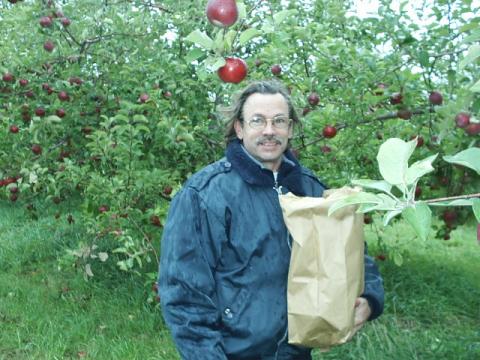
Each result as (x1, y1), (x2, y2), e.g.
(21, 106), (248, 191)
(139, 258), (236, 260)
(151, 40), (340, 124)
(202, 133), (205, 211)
(299, 166), (329, 196)
(185, 158), (234, 192)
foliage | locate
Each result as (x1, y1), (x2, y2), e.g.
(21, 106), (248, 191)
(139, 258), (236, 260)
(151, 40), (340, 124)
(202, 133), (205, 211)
(0, 0), (479, 278)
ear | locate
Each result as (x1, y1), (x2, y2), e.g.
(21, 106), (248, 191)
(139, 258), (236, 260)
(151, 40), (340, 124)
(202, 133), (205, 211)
(234, 120), (244, 140)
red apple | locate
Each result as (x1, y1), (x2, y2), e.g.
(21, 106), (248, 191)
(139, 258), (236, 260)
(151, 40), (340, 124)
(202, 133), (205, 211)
(307, 92), (320, 106)
(150, 215), (162, 227)
(302, 107), (311, 116)
(60, 17), (71, 27)
(35, 107), (46, 117)
(397, 109), (412, 120)
(163, 186), (173, 195)
(217, 57), (248, 84)
(390, 92), (403, 105)
(139, 93), (149, 103)
(9, 186), (18, 194)
(56, 108), (66, 118)
(375, 254), (387, 261)
(271, 64), (282, 76)
(19, 79), (29, 87)
(58, 91), (69, 101)
(2, 72), (14, 82)
(411, 135), (424, 147)
(39, 16), (53, 27)
(31, 144), (42, 155)
(442, 210), (457, 224)
(322, 125), (337, 139)
(9, 125), (19, 134)
(454, 112), (470, 128)
(99, 205), (109, 213)
(465, 123), (480, 136)
(206, 0), (238, 28)
(320, 145), (331, 153)
(415, 186), (422, 198)
(68, 77), (83, 85)
(429, 91), (443, 105)
(24, 90), (34, 98)
(44, 40), (55, 52)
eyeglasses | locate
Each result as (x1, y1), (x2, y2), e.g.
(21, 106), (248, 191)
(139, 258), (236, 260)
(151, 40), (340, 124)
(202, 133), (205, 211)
(246, 115), (291, 130)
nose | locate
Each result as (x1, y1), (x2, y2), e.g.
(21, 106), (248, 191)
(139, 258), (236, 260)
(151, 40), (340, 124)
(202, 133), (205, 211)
(262, 120), (276, 135)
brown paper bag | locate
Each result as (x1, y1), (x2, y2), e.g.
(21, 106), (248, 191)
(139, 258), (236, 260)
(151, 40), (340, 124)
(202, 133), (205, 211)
(278, 187), (365, 349)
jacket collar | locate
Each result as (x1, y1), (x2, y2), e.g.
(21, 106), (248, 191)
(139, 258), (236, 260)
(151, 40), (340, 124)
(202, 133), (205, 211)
(225, 139), (306, 196)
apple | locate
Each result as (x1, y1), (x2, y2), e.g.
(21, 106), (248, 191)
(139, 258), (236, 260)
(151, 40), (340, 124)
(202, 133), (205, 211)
(152, 282), (159, 293)
(2, 72), (14, 82)
(10, 194), (18, 202)
(58, 91), (69, 101)
(397, 109), (412, 120)
(69, 77), (83, 85)
(9, 125), (19, 133)
(411, 135), (424, 147)
(415, 186), (422, 198)
(320, 145), (331, 153)
(307, 92), (320, 106)
(390, 92), (403, 105)
(99, 205), (109, 213)
(271, 64), (282, 76)
(39, 16), (53, 27)
(363, 214), (373, 224)
(24, 90), (34, 98)
(375, 254), (387, 261)
(442, 210), (457, 224)
(206, 0), (238, 28)
(429, 91), (443, 105)
(56, 108), (66, 117)
(163, 91), (172, 99)
(454, 112), (470, 128)
(322, 125), (337, 139)
(218, 57), (248, 84)
(19, 79), (29, 87)
(150, 215), (162, 227)
(139, 93), (149, 103)
(465, 123), (480, 136)
(302, 107), (311, 116)
(163, 186), (173, 195)
(9, 186), (18, 194)
(61, 17), (71, 27)
(35, 107), (46, 117)
(42, 83), (51, 91)
(31, 144), (42, 155)
(254, 59), (262, 67)
(44, 40), (55, 52)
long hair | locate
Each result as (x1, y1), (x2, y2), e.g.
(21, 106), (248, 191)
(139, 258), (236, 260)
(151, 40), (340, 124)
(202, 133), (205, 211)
(224, 80), (300, 143)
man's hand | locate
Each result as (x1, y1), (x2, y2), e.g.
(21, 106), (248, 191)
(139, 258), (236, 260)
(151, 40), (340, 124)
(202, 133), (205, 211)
(348, 297), (372, 340)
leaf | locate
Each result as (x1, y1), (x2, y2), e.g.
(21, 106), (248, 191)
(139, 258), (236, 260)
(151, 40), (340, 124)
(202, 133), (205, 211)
(403, 203), (432, 241)
(377, 138), (417, 186)
(472, 198), (480, 223)
(392, 252), (404, 266)
(184, 30), (213, 50)
(471, 78), (480, 92)
(273, 9), (298, 26)
(351, 179), (392, 194)
(204, 56), (226, 71)
(405, 153), (438, 184)
(459, 44), (480, 70)
(428, 199), (474, 206)
(185, 48), (205, 63)
(98, 252), (108, 262)
(239, 28), (262, 45)
(328, 192), (384, 216)
(443, 148), (480, 175)
(261, 20), (275, 34)
(383, 210), (402, 226)
(85, 263), (94, 277)
(237, 1), (247, 20)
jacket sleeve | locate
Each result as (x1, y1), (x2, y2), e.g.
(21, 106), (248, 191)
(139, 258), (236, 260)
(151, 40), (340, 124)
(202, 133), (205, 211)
(158, 186), (227, 360)
(361, 244), (385, 321)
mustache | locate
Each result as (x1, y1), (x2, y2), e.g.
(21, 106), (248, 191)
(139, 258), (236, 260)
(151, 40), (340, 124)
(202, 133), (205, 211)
(256, 136), (283, 145)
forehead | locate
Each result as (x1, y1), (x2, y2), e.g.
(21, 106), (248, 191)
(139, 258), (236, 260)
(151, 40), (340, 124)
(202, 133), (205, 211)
(242, 93), (289, 117)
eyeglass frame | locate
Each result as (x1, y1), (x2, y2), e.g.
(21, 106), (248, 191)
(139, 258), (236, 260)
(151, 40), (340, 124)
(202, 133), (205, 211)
(242, 114), (292, 130)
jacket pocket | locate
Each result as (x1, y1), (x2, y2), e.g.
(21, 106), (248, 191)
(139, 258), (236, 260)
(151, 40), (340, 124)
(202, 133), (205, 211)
(218, 283), (250, 324)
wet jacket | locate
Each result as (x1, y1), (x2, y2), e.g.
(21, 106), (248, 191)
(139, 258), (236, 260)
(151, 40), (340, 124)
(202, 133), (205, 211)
(158, 139), (384, 359)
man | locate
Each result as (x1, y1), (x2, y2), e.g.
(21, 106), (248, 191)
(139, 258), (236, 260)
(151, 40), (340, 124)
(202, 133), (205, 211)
(158, 80), (384, 359)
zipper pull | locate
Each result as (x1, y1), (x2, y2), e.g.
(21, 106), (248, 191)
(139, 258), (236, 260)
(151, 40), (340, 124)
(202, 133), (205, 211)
(274, 181), (283, 195)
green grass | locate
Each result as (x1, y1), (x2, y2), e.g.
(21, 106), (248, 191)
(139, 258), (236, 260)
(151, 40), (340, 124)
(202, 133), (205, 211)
(1, 201), (479, 359)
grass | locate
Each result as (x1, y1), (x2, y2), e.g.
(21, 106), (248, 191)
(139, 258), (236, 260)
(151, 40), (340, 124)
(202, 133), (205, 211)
(1, 200), (479, 359)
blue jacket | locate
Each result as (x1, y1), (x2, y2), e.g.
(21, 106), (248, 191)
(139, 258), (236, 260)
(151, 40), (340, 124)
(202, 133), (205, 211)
(158, 139), (384, 359)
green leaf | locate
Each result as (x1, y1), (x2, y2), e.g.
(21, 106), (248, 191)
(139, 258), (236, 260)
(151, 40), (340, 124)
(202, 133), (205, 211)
(383, 210), (402, 226)
(403, 203), (432, 241)
(261, 20), (275, 34)
(443, 148), (480, 175)
(472, 198), (480, 223)
(418, 50), (430, 67)
(273, 9), (298, 26)
(471, 79), (480, 92)
(185, 48), (205, 63)
(377, 138), (417, 186)
(204, 56), (226, 71)
(405, 153), (438, 185)
(239, 28), (262, 45)
(351, 179), (393, 194)
(459, 44), (480, 69)
(328, 192), (384, 216)
(237, 1), (247, 20)
(184, 30), (213, 50)
(392, 252), (404, 266)
(428, 199), (474, 206)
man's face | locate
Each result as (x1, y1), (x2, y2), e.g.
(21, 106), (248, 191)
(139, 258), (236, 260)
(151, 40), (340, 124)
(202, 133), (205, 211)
(234, 93), (293, 171)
